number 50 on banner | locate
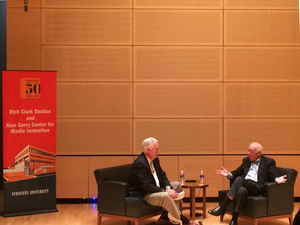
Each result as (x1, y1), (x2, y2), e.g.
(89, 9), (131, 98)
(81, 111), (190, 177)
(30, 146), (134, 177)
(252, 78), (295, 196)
(20, 78), (41, 99)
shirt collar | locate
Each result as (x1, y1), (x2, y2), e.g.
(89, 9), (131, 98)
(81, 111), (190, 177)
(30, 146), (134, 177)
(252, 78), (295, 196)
(145, 155), (152, 165)
(253, 157), (261, 165)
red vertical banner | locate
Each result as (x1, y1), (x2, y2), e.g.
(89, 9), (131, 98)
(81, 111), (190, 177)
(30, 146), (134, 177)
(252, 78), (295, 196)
(2, 71), (57, 216)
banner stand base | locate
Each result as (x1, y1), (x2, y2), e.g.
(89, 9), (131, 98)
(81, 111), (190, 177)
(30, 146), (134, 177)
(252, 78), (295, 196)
(2, 208), (58, 217)
(0, 190), (3, 213)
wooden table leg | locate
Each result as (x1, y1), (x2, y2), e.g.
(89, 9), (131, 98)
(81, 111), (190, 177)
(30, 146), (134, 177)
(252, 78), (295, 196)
(190, 187), (196, 220)
(202, 187), (207, 218)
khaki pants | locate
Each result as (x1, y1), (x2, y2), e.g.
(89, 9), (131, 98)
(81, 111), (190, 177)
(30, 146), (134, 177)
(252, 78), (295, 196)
(145, 181), (182, 220)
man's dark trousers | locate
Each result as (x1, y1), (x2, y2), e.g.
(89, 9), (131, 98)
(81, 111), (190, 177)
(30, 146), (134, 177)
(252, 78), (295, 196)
(227, 176), (261, 212)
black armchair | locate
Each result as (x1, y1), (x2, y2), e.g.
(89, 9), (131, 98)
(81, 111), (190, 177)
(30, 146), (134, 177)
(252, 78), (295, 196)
(218, 167), (298, 225)
(94, 164), (162, 225)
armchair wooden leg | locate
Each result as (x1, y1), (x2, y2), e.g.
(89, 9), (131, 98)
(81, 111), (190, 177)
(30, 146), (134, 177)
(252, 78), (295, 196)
(253, 219), (258, 225)
(289, 214), (293, 225)
(97, 213), (102, 225)
(220, 214), (224, 222)
(134, 218), (139, 225)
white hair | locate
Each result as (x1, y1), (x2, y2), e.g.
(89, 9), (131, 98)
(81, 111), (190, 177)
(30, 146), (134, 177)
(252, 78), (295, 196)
(250, 142), (263, 154)
(141, 137), (158, 152)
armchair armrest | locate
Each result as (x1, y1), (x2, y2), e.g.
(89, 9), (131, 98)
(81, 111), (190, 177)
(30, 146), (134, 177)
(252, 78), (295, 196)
(262, 182), (294, 216)
(97, 181), (129, 216)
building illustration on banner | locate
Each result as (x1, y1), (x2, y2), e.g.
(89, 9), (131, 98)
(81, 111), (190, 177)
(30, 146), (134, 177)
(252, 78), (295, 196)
(3, 145), (56, 182)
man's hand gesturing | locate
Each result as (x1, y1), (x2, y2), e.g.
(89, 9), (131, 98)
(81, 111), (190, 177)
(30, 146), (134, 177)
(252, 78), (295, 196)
(217, 166), (230, 177)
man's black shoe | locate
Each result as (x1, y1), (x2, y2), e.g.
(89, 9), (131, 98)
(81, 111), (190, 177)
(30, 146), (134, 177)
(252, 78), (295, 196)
(229, 220), (238, 225)
(182, 220), (201, 225)
(207, 206), (225, 216)
(157, 218), (180, 225)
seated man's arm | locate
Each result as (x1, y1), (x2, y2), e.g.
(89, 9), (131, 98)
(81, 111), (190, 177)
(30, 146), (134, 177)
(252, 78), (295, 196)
(132, 162), (163, 193)
(153, 158), (178, 199)
(268, 159), (287, 184)
(154, 157), (171, 188)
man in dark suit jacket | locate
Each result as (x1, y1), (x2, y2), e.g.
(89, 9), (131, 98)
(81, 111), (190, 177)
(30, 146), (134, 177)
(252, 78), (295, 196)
(208, 142), (287, 225)
(130, 137), (201, 225)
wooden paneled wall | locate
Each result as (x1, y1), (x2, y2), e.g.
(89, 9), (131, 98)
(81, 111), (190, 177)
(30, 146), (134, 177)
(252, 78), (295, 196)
(6, 0), (300, 198)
